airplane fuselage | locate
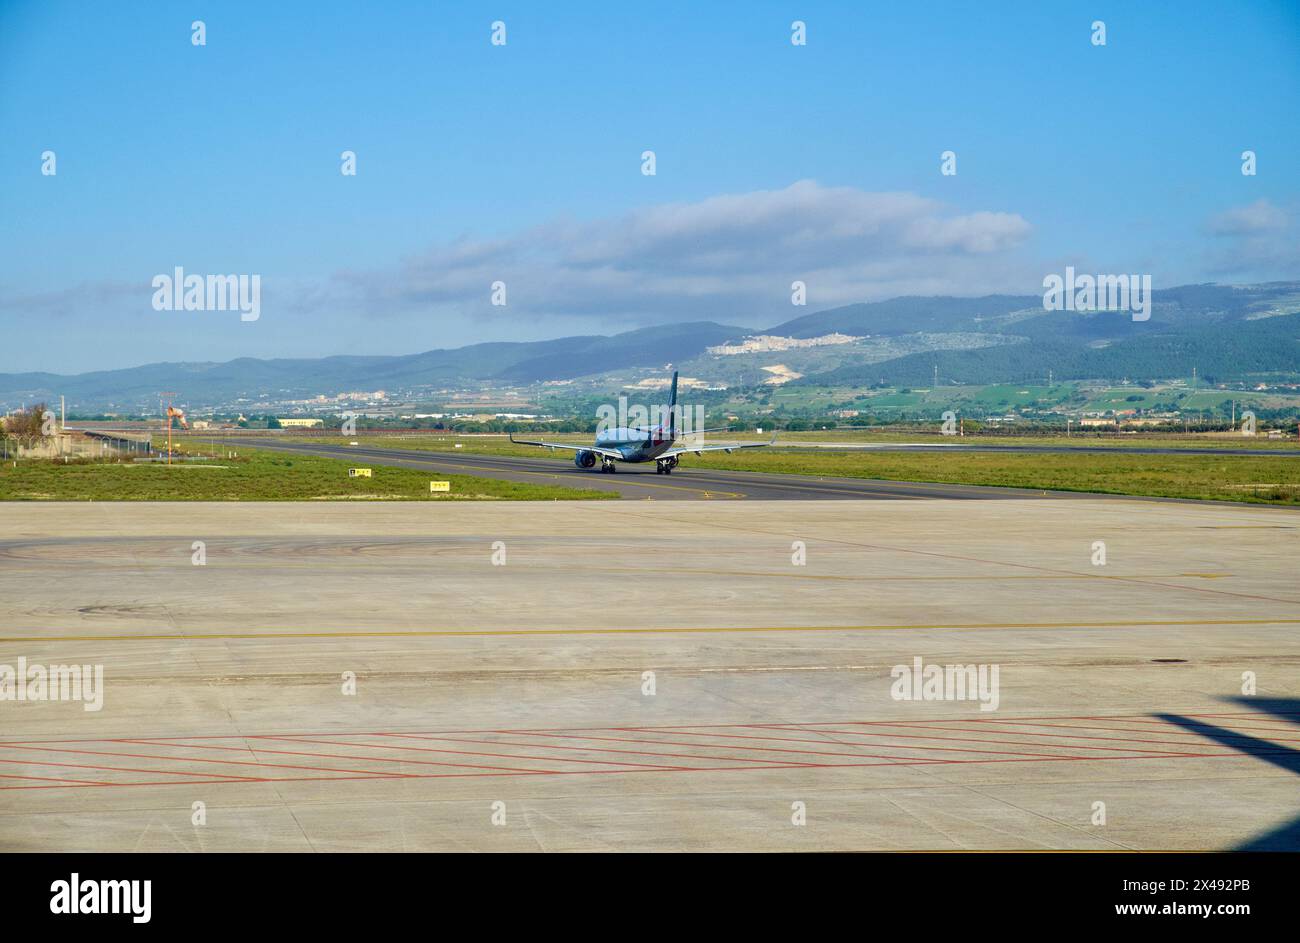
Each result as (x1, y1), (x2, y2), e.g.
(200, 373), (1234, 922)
(510, 369), (770, 473)
(589, 427), (676, 463)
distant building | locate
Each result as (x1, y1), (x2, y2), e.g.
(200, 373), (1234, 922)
(277, 418), (324, 428)
(707, 333), (860, 356)
(1079, 416), (1177, 428)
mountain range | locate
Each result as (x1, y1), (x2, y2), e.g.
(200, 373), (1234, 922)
(4, 282), (1299, 411)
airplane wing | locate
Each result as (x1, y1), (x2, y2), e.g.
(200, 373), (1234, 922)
(509, 434), (623, 460)
(657, 436), (777, 459)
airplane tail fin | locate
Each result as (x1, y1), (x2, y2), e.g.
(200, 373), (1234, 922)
(668, 370), (679, 438)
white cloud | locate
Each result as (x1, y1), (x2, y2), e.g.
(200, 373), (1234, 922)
(0, 279), (139, 317)
(1202, 200), (1299, 278)
(327, 180), (1034, 326)
(1206, 199), (1289, 237)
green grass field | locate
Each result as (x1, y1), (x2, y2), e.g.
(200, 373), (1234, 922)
(688, 449), (1300, 504)
(0, 445), (613, 501)
(261, 432), (1300, 504)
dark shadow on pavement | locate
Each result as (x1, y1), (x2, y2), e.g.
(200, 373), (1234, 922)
(1157, 697), (1300, 851)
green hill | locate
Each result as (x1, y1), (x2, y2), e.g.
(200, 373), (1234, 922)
(802, 308), (1300, 387)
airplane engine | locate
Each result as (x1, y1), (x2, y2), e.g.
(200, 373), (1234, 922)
(574, 450), (597, 468)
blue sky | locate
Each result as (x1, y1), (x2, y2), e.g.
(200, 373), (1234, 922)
(2, 0), (1298, 373)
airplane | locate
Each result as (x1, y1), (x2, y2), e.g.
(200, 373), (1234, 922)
(510, 371), (774, 474)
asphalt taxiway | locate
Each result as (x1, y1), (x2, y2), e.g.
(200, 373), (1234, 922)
(246, 440), (1119, 501)
(781, 441), (1300, 457)
(2, 498), (1297, 851)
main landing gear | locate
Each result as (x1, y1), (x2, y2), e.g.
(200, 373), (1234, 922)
(600, 458), (618, 473)
(655, 457), (678, 475)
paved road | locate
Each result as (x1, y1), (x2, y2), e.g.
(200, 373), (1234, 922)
(778, 442), (1300, 457)
(253, 440), (1136, 502)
